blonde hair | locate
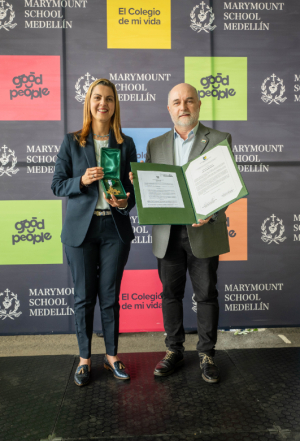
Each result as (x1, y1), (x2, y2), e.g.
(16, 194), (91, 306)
(74, 78), (124, 146)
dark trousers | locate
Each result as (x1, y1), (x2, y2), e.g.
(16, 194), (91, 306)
(157, 225), (219, 357)
(65, 215), (130, 359)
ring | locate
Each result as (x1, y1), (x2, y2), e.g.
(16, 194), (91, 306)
(92, 174), (95, 178)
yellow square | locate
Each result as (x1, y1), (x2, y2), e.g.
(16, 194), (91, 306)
(107, 0), (171, 49)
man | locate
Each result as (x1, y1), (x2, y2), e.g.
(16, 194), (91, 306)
(130, 83), (231, 383)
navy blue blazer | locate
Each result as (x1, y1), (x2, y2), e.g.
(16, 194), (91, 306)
(51, 129), (137, 247)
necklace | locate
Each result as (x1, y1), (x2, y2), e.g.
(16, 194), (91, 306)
(93, 133), (109, 139)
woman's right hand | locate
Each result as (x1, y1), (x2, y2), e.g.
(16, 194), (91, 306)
(81, 167), (104, 186)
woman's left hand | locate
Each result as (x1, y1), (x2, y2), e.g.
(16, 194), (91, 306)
(103, 192), (130, 209)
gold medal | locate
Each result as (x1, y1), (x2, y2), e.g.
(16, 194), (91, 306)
(106, 179), (121, 196)
(107, 187), (121, 196)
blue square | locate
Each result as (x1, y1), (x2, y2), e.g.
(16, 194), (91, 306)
(123, 128), (171, 162)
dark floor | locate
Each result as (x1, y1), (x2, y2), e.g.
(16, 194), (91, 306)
(1, 349), (300, 441)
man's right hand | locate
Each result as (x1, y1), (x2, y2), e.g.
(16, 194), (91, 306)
(129, 171), (134, 184)
(129, 160), (143, 184)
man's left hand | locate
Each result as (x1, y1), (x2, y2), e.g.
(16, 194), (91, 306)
(192, 215), (213, 227)
(103, 192), (129, 209)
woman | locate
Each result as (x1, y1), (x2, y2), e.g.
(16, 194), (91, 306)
(51, 78), (137, 386)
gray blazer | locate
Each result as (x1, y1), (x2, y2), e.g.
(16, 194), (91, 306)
(145, 123), (231, 259)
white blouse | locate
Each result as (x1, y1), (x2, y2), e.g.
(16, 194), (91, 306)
(94, 139), (110, 210)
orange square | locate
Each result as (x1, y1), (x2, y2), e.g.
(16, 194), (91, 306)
(119, 270), (164, 332)
(220, 199), (248, 261)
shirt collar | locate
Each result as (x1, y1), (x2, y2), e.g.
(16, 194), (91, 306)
(174, 122), (199, 140)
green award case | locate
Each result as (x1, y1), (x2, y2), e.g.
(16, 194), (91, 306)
(100, 148), (127, 200)
(130, 140), (248, 225)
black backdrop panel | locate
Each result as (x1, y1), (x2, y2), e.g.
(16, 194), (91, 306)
(0, 0), (299, 334)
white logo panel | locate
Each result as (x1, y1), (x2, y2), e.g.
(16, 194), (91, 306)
(0, 145), (19, 177)
(261, 214), (287, 244)
(0, 289), (22, 320)
(75, 72), (97, 103)
(0, 1), (17, 31)
(190, 1), (216, 33)
(261, 74), (287, 105)
(192, 293), (197, 313)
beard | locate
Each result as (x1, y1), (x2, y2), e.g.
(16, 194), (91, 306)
(171, 111), (199, 128)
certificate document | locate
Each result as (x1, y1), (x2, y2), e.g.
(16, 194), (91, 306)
(137, 170), (184, 208)
(131, 141), (248, 225)
(185, 145), (242, 216)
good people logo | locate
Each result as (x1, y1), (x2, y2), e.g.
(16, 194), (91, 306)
(199, 73), (236, 100)
(0, 56), (60, 120)
(185, 57), (247, 121)
(0, 200), (62, 265)
(10, 72), (50, 100)
(12, 217), (52, 245)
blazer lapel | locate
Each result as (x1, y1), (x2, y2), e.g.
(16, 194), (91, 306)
(188, 123), (210, 162)
(83, 128), (97, 168)
(163, 130), (174, 165)
(108, 129), (119, 150)
(109, 129), (125, 178)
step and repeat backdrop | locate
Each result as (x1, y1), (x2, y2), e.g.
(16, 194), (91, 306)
(1, 0), (299, 335)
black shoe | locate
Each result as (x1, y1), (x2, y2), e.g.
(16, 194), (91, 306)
(199, 353), (220, 383)
(74, 364), (90, 387)
(154, 351), (184, 377)
(103, 356), (130, 380)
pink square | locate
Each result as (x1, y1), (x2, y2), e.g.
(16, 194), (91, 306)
(0, 55), (61, 121)
(119, 270), (164, 333)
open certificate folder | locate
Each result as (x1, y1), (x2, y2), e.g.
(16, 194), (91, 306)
(131, 139), (248, 225)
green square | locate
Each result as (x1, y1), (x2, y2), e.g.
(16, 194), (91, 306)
(185, 57), (247, 121)
(0, 200), (63, 265)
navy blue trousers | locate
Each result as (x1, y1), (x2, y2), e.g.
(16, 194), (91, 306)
(158, 225), (219, 357)
(65, 215), (130, 358)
